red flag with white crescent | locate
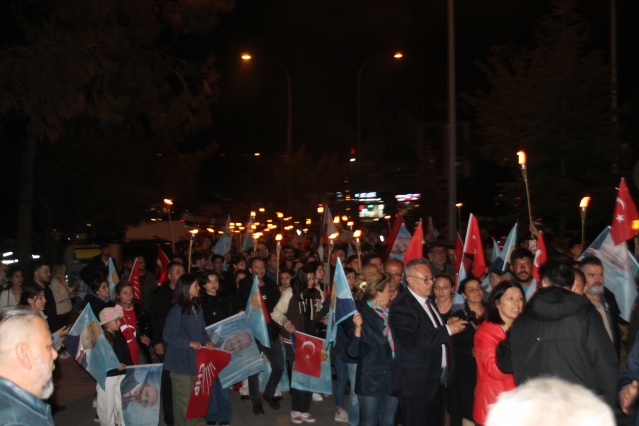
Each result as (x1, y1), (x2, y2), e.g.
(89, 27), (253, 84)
(463, 214), (486, 279)
(610, 178), (639, 245)
(155, 245), (170, 285)
(403, 220), (423, 265)
(293, 332), (323, 378)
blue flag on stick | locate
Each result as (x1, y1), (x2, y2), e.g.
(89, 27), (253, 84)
(245, 276), (271, 348)
(324, 258), (357, 347)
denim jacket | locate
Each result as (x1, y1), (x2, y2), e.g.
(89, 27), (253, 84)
(0, 377), (54, 426)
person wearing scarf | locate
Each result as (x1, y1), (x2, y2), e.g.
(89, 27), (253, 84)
(346, 273), (398, 426)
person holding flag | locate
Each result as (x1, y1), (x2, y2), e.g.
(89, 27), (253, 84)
(163, 273), (214, 426)
(271, 266), (323, 423)
(346, 273), (398, 426)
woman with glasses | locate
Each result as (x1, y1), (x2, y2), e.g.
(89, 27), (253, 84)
(473, 280), (524, 425)
(446, 277), (486, 426)
(346, 273), (398, 426)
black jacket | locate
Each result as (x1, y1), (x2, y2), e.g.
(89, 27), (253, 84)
(200, 293), (233, 327)
(346, 300), (394, 396)
(233, 275), (281, 340)
(148, 283), (175, 346)
(497, 286), (619, 406)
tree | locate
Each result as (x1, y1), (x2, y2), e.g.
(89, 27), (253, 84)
(467, 0), (617, 235)
(0, 0), (233, 262)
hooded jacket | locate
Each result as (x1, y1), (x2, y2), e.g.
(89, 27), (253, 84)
(497, 286), (618, 406)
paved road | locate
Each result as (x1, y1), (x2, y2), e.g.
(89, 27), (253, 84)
(51, 356), (348, 426)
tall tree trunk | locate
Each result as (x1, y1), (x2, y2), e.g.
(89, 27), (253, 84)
(17, 133), (36, 267)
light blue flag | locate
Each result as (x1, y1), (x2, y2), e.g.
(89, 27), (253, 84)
(491, 238), (500, 263)
(389, 223), (412, 261)
(121, 364), (163, 425)
(291, 341), (333, 394)
(259, 345), (289, 393)
(205, 312), (264, 388)
(454, 263), (467, 305)
(324, 258), (358, 348)
(214, 215), (233, 255)
(107, 257), (120, 300)
(492, 223), (518, 273)
(245, 276), (271, 348)
(64, 304), (120, 389)
(241, 215), (255, 252)
(579, 227), (639, 321)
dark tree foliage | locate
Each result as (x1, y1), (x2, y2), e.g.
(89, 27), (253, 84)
(467, 0), (619, 235)
(0, 0), (233, 262)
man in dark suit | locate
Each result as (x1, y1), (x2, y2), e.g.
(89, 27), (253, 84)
(389, 258), (467, 426)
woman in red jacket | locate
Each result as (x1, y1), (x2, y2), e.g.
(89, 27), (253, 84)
(473, 280), (524, 425)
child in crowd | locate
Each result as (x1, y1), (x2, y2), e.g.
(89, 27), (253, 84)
(98, 306), (131, 426)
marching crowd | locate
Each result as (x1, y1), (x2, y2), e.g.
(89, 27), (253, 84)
(0, 226), (638, 426)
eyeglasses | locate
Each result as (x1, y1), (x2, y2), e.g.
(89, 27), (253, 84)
(408, 275), (435, 284)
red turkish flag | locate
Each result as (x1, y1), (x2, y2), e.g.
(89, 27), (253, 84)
(186, 348), (232, 419)
(610, 178), (639, 245)
(463, 214), (486, 279)
(383, 213), (405, 261)
(403, 220), (423, 265)
(531, 231), (547, 284)
(293, 332), (323, 378)
(155, 245), (170, 285)
(129, 257), (141, 301)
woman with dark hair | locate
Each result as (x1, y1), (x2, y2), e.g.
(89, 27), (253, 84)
(0, 265), (24, 307)
(163, 273), (214, 426)
(432, 273), (458, 322)
(113, 280), (152, 365)
(446, 277), (486, 426)
(346, 273), (397, 426)
(198, 270), (232, 426)
(271, 266), (322, 423)
(20, 283), (69, 351)
(82, 272), (114, 318)
(473, 280), (524, 425)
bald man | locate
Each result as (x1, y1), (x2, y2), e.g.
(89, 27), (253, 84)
(0, 305), (58, 425)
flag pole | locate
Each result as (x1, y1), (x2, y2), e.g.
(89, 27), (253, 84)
(354, 230), (362, 275)
(580, 197), (591, 248)
(188, 229), (198, 272)
(517, 151), (534, 230)
(275, 234), (282, 285)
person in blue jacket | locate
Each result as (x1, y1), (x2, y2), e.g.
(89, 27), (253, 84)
(163, 273), (214, 426)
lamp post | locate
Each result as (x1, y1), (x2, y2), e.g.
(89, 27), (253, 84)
(164, 198), (175, 249)
(579, 196), (591, 248)
(356, 52), (403, 162)
(447, 0), (457, 242)
(242, 53), (293, 212)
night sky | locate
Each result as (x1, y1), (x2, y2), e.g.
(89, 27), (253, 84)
(207, 0), (639, 160)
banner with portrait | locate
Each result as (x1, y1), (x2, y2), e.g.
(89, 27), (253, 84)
(205, 312), (264, 388)
(120, 364), (163, 426)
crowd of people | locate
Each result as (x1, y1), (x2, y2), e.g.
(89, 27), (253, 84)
(1, 224), (639, 426)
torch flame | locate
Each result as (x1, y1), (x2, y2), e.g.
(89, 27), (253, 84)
(579, 196), (591, 209)
(517, 151), (526, 165)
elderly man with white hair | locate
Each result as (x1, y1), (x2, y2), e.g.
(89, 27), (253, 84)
(0, 305), (58, 425)
(486, 377), (615, 426)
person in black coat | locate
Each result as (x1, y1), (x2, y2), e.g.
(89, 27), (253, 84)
(347, 273), (398, 426)
(82, 273), (114, 319)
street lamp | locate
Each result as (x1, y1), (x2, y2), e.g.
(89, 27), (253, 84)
(356, 52), (403, 162)
(242, 53), (293, 212)
(163, 198), (175, 247)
